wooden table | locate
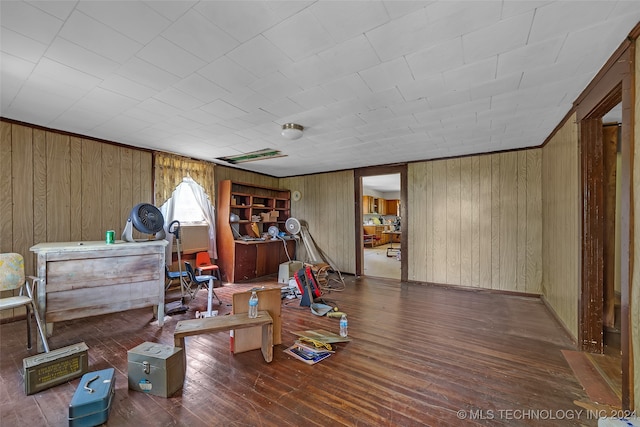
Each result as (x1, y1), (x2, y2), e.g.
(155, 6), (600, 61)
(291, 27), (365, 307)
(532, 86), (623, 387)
(30, 240), (168, 347)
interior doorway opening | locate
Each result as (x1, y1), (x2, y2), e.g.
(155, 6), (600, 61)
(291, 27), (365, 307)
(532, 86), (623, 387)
(354, 165), (407, 282)
(362, 174), (401, 280)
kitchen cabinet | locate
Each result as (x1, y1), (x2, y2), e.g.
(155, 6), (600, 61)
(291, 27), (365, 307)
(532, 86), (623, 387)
(363, 196), (373, 214)
(386, 199), (400, 216)
(377, 198), (387, 215)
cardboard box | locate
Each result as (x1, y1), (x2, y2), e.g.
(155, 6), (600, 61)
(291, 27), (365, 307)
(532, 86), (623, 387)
(127, 342), (184, 398)
(260, 211), (279, 222)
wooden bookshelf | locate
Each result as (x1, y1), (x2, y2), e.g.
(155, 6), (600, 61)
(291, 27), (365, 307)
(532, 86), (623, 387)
(217, 180), (295, 283)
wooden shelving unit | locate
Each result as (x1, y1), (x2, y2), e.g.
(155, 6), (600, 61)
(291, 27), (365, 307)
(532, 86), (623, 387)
(217, 180), (295, 283)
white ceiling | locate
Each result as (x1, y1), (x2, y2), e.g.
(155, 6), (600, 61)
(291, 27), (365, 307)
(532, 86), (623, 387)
(2, 1), (639, 178)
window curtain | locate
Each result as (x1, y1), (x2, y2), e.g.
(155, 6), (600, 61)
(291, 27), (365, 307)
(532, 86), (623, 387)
(159, 177), (217, 260)
(154, 152), (217, 259)
(154, 152), (215, 207)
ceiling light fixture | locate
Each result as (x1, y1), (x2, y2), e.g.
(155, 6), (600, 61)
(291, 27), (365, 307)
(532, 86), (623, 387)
(281, 123), (304, 140)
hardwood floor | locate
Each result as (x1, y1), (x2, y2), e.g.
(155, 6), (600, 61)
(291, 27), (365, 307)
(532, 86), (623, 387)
(1, 275), (604, 426)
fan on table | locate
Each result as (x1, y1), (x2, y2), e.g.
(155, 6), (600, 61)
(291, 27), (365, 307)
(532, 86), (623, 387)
(122, 203), (166, 242)
(267, 225), (280, 240)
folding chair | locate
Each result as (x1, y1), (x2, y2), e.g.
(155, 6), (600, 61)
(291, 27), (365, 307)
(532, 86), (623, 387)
(184, 261), (221, 316)
(0, 253), (50, 352)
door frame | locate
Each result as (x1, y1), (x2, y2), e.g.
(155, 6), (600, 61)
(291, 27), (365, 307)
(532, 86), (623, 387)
(354, 164), (408, 282)
(575, 38), (634, 409)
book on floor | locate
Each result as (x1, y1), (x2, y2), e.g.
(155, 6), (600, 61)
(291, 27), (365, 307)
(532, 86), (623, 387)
(284, 343), (332, 365)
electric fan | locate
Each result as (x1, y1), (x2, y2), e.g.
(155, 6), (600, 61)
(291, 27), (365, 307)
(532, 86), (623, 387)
(267, 225), (280, 240)
(285, 217), (301, 235)
(122, 203), (166, 242)
(285, 217), (322, 263)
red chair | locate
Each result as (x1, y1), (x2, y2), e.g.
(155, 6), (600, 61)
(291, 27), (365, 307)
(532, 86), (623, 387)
(195, 252), (220, 280)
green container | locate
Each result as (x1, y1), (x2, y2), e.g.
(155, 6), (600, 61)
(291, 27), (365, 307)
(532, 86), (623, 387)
(127, 342), (184, 398)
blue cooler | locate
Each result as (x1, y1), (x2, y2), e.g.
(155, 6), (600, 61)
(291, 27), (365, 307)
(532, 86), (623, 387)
(68, 368), (116, 427)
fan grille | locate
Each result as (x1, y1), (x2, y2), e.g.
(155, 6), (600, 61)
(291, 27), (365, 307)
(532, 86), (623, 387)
(132, 203), (164, 234)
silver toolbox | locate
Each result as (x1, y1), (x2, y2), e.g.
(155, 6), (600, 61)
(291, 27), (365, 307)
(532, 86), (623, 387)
(127, 342), (184, 398)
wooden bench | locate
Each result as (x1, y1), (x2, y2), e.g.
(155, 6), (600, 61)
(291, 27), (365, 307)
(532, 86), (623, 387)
(173, 311), (273, 370)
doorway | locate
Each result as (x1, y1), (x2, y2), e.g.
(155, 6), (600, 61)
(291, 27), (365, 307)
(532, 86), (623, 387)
(576, 41), (632, 409)
(354, 165), (407, 281)
(362, 174), (401, 279)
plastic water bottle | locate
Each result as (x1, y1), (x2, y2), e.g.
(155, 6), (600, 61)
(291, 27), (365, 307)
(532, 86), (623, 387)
(248, 291), (258, 318)
(339, 314), (348, 337)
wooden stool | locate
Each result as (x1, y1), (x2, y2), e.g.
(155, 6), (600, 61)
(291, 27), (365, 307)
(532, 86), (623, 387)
(173, 311), (273, 370)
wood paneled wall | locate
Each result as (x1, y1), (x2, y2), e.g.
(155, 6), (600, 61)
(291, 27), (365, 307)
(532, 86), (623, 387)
(213, 165), (279, 193)
(408, 152), (542, 293)
(541, 113), (581, 340)
(633, 40), (640, 411)
(281, 171), (356, 274)
(0, 121), (152, 280)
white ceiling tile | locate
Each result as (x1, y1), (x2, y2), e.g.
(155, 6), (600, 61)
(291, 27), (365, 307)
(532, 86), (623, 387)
(0, 1), (63, 44)
(321, 74), (372, 101)
(116, 57), (181, 91)
(72, 87), (140, 117)
(173, 73), (228, 103)
(136, 98), (183, 119)
(263, 8), (334, 61)
(359, 57), (414, 93)
(528, 1), (619, 44)
(198, 56), (257, 93)
(496, 37), (564, 78)
(195, 1), (281, 43)
(161, 9), (239, 62)
(32, 57), (101, 92)
(136, 37), (206, 78)
(311, 1), (389, 43)
(280, 54), (338, 88)
(365, 7), (431, 62)
(443, 57), (497, 92)
(397, 74), (446, 102)
(0, 27), (47, 63)
(405, 37), (464, 79)
(260, 98), (304, 118)
(200, 99), (247, 120)
(427, 89), (471, 109)
(93, 114), (153, 137)
(288, 86), (336, 110)
(50, 107), (110, 132)
(99, 74), (158, 101)
(469, 73), (522, 101)
(462, 10), (534, 64)
(8, 84), (76, 125)
(26, 1), (76, 20)
(318, 35), (380, 79)
(227, 35), (293, 78)
(45, 37), (119, 79)
(153, 87), (204, 111)
(143, 1), (197, 21)
(424, 1), (502, 42)
(178, 108), (222, 126)
(249, 72), (302, 100)
(76, 1), (170, 44)
(59, 10), (142, 63)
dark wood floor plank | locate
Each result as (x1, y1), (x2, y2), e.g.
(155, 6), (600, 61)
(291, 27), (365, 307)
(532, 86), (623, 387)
(1, 275), (602, 426)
